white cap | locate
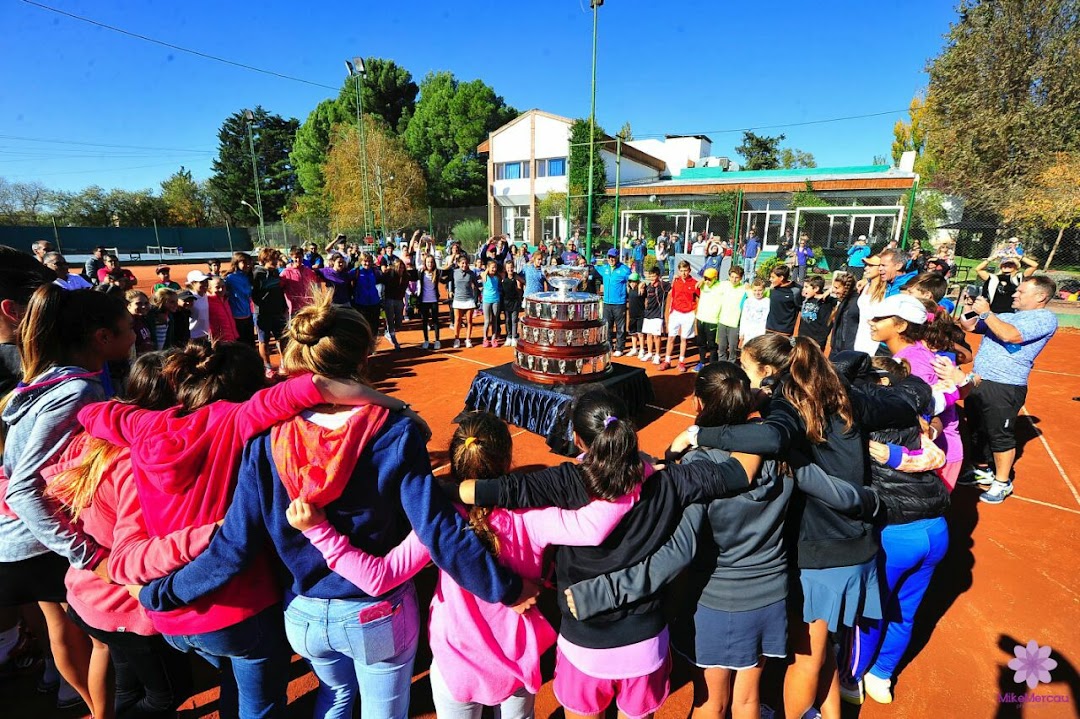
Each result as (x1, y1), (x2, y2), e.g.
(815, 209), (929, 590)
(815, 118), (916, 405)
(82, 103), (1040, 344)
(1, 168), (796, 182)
(858, 234), (868, 241)
(186, 270), (211, 283)
(872, 293), (927, 324)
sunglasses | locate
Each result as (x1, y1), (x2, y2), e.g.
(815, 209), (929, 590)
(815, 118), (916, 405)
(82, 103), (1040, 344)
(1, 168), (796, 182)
(863, 262), (882, 267)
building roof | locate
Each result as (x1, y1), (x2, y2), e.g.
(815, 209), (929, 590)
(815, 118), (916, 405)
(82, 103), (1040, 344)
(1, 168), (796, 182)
(608, 164), (916, 196)
(665, 133), (714, 143)
(477, 109), (666, 172)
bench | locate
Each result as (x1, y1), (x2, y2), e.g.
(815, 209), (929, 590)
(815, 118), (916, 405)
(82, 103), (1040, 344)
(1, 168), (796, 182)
(146, 245), (182, 257)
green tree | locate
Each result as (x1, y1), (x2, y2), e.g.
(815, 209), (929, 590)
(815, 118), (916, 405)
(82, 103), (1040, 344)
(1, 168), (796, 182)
(291, 99), (348, 197)
(208, 107), (299, 224)
(160, 166), (207, 226)
(736, 131), (785, 170)
(337, 58), (419, 135)
(925, 0), (1080, 210)
(891, 93), (936, 178)
(402, 71), (517, 207)
(107, 189), (166, 227)
(778, 147), (817, 169)
(52, 186), (113, 226)
(616, 121), (633, 141)
(0, 179), (51, 225)
(567, 119), (607, 226)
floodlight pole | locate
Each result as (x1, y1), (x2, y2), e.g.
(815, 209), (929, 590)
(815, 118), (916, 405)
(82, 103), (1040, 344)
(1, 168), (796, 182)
(584, 0), (602, 260)
(243, 109), (266, 245)
(346, 58), (373, 240)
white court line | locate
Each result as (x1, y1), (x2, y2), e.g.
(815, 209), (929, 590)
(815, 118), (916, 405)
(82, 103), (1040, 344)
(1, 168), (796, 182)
(1020, 407), (1080, 507)
(1031, 368), (1080, 379)
(444, 352), (496, 369)
(646, 403), (696, 419)
(1010, 494), (1080, 517)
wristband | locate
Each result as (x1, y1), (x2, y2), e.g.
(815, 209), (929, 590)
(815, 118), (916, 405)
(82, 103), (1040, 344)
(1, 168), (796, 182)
(686, 425), (700, 448)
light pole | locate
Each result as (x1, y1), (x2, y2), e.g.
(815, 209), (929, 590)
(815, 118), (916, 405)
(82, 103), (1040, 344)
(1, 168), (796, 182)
(345, 58), (373, 240)
(374, 166), (392, 243)
(243, 110), (266, 245)
(584, 0), (602, 260)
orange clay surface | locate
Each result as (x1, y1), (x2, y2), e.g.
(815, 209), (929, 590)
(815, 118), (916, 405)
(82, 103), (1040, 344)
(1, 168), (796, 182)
(8, 263), (1079, 718)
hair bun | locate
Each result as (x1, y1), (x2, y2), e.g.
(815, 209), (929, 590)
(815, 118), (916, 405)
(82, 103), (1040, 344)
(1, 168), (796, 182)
(290, 307), (334, 346)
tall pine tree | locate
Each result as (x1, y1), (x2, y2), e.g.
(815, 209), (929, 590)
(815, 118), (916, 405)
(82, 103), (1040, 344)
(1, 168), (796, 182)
(209, 107), (299, 223)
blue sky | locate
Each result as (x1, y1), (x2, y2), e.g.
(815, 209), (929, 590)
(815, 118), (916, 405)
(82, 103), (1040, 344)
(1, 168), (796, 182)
(1, 0), (959, 194)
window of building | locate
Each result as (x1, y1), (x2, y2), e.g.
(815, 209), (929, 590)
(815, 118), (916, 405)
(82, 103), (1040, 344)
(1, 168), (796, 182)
(537, 157), (567, 177)
(495, 162), (530, 180)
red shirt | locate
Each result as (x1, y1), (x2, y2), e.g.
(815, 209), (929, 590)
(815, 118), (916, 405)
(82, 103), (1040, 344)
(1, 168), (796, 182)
(670, 276), (700, 313)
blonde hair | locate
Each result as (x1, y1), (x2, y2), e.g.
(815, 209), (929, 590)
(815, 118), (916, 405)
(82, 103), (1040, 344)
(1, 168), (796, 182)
(151, 287), (177, 310)
(281, 287), (375, 384)
(449, 412), (514, 557)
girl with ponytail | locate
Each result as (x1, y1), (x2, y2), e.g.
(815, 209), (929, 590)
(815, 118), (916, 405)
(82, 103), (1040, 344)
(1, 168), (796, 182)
(459, 391), (762, 719)
(0, 285), (134, 717)
(139, 291), (528, 719)
(285, 409), (639, 718)
(45, 351), (207, 719)
(668, 334), (924, 719)
(76, 300), (416, 718)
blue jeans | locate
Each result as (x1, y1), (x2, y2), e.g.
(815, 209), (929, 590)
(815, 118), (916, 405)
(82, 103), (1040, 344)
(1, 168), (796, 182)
(743, 256), (757, 278)
(283, 583), (420, 719)
(851, 518), (949, 681)
(163, 604), (290, 719)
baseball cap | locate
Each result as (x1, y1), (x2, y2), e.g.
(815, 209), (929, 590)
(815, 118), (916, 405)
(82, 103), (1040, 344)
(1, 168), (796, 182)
(703, 267), (719, 279)
(607, 248), (619, 258)
(858, 234), (868, 241)
(155, 264), (171, 274)
(176, 290), (196, 302)
(629, 272), (640, 281)
(186, 270), (211, 283)
(872, 294), (927, 325)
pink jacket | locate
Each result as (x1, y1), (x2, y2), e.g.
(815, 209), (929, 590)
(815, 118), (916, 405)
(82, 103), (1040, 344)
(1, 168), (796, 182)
(207, 295), (239, 342)
(77, 377), (324, 635)
(45, 435), (215, 635)
(305, 490), (638, 705)
(280, 265), (320, 316)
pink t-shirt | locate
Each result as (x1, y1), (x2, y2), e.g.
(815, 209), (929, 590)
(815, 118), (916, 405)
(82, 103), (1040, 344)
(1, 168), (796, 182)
(306, 491), (638, 704)
(894, 342), (962, 464)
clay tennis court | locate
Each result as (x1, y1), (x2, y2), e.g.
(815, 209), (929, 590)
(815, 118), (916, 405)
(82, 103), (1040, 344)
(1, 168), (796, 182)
(10, 262), (1080, 718)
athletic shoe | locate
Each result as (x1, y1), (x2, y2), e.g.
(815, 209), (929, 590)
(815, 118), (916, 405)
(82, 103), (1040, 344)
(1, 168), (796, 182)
(678, 362), (688, 373)
(613, 350), (623, 357)
(421, 341), (429, 350)
(980, 479), (1014, 504)
(465, 339), (473, 348)
(694, 363), (704, 372)
(801, 709), (822, 719)
(640, 353), (651, 362)
(509, 338), (517, 347)
(453, 339), (461, 349)
(434, 340), (441, 350)
(839, 678), (864, 705)
(659, 361), (671, 371)
(958, 466), (995, 486)
(653, 356), (661, 365)
(482, 339), (491, 348)
(759, 704), (777, 719)
(863, 673), (893, 704)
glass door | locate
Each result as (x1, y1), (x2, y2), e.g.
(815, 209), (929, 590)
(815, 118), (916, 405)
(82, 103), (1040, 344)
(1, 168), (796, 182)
(765, 212), (785, 248)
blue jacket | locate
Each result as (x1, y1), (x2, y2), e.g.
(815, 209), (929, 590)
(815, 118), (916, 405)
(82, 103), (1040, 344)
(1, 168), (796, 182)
(596, 262), (632, 305)
(846, 245), (872, 268)
(141, 414), (522, 610)
(350, 267), (381, 306)
(224, 271), (253, 319)
(886, 271), (918, 297)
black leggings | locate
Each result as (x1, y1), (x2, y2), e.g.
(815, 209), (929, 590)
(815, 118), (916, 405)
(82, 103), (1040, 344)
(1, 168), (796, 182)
(68, 606), (192, 719)
(354, 303), (383, 336)
(419, 302), (441, 342)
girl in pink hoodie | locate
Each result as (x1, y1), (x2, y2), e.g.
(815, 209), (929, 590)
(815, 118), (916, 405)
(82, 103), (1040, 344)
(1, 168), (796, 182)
(286, 411), (639, 719)
(206, 276), (239, 342)
(46, 351), (214, 719)
(76, 340), (422, 719)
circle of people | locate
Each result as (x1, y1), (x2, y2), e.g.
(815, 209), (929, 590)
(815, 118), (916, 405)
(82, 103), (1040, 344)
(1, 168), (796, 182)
(0, 230), (1058, 719)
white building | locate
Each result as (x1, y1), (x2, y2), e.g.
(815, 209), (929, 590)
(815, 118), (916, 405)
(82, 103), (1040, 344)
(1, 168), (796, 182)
(478, 110), (666, 245)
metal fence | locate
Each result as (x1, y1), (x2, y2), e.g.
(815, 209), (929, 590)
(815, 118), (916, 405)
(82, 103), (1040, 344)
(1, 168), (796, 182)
(242, 206), (490, 249)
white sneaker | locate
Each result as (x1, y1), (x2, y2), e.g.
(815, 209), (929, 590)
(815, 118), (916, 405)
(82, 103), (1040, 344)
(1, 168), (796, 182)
(613, 350), (623, 357)
(653, 356), (661, 365)
(434, 340), (441, 350)
(863, 673), (893, 704)
(979, 479), (1014, 504)
(465, 339), (473, 348)
(640, 353), (651, 362)
(421, 341), (430, 350)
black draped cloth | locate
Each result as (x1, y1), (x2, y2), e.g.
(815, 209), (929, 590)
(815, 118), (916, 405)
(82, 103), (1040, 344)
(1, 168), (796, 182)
(457, 362), (654, 456)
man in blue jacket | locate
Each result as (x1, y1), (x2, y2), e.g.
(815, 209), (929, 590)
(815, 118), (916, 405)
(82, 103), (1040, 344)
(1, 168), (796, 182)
(596, 248), (632, 356)
(846, 235), (872, 280)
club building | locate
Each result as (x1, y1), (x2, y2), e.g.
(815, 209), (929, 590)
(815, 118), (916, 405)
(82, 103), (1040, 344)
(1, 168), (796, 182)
(479, 109), (918, 256)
